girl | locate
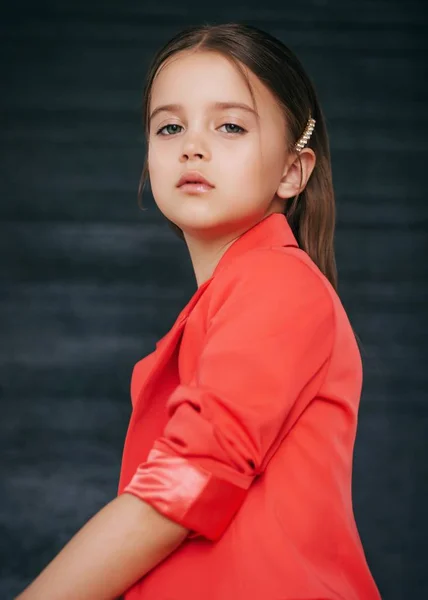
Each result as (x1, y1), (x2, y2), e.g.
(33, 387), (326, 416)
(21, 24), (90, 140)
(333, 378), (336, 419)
(17, 23), (382, 600)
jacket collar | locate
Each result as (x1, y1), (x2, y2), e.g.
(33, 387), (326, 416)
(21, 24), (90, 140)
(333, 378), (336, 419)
(211, 212), (299, 280)
(157, 213), (299, 337)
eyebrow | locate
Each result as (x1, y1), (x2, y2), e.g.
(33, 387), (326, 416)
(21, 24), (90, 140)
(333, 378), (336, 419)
(149, 101), (260, 123)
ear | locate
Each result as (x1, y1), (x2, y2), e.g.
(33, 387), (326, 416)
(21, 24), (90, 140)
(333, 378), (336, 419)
(276, 148), (317, 200)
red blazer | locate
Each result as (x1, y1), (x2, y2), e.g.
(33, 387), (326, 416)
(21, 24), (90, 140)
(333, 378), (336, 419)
(118, 212), (381, 599)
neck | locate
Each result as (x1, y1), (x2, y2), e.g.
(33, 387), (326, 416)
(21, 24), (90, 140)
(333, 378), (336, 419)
(183, 230), (241, 288)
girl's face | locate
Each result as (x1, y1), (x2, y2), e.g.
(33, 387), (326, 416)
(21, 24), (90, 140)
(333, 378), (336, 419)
(147, 50), (290, 239)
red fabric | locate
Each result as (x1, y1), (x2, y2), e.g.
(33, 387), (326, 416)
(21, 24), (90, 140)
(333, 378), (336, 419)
(124, 447), (248, 541)
(118, 213), (381, 599)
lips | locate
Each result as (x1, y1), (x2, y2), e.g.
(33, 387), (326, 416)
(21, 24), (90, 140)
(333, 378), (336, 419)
(177, 171), (214, 188)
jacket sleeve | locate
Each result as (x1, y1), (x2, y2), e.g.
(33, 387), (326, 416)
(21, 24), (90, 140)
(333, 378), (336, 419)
(121, 250), (336, 541)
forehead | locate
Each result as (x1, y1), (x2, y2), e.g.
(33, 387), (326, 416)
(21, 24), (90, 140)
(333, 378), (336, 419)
(150, 50), (279, 118)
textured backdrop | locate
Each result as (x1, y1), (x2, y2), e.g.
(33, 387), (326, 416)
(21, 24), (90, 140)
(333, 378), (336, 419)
(1, 1), (427, 598)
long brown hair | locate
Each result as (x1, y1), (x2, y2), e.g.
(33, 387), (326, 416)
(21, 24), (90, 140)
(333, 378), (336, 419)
(137, 22), (338, 291)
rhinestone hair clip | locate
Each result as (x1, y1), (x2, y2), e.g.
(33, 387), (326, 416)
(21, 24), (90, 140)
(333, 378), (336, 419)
(294, 116), (316, 153)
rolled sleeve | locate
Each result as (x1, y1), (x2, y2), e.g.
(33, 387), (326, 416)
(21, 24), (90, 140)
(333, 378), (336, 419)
(123, 447), (249, 540)
(123, 250), (335, 541)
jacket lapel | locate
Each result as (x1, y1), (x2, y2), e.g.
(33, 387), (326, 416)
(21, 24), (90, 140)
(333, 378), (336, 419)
(131, 278), (213, 421)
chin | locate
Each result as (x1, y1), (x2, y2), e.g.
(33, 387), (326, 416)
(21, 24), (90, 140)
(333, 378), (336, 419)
(157, 194), (260, 234)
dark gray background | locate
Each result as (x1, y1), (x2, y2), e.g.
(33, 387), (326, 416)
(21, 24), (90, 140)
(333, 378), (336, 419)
(1, 1), (427, 598)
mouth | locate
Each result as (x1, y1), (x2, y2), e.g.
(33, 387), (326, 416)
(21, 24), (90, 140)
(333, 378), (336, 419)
(178, 181), (214, 194)
(177, 171), (215, 191)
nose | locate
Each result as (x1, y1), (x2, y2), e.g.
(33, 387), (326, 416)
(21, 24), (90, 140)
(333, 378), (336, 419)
(180, 130), (210, 161)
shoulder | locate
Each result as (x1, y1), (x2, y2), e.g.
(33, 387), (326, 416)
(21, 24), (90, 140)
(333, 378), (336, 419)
(206, 247), (335, 335)
(209, 247), (334, 312)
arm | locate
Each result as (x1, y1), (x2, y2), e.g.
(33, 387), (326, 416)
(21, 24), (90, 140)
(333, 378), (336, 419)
(16, 493), (190, 600)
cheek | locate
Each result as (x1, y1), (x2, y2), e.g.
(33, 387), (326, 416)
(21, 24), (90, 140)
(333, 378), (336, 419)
(148, 143), (165, 172)
(147, 146), (173, 193)
(221, 143), (284, 207)
(219, 142), (263, 182)
(147, 152), (165, 197)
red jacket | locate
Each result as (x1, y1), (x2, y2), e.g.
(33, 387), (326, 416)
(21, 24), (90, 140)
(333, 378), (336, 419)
(118, 212), (381, 599)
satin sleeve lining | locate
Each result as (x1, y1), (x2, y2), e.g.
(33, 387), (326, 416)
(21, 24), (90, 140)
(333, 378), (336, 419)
(122, 447), (251, 541)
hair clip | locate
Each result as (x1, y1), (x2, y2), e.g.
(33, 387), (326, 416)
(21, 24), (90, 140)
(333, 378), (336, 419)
(294, 116), (316, 153)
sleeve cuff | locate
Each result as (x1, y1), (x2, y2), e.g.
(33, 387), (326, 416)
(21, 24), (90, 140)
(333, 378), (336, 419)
(122, 448), (250, 541)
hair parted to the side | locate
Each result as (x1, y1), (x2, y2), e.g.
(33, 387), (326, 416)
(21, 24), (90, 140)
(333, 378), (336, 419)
(137, 22), (338, 292)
